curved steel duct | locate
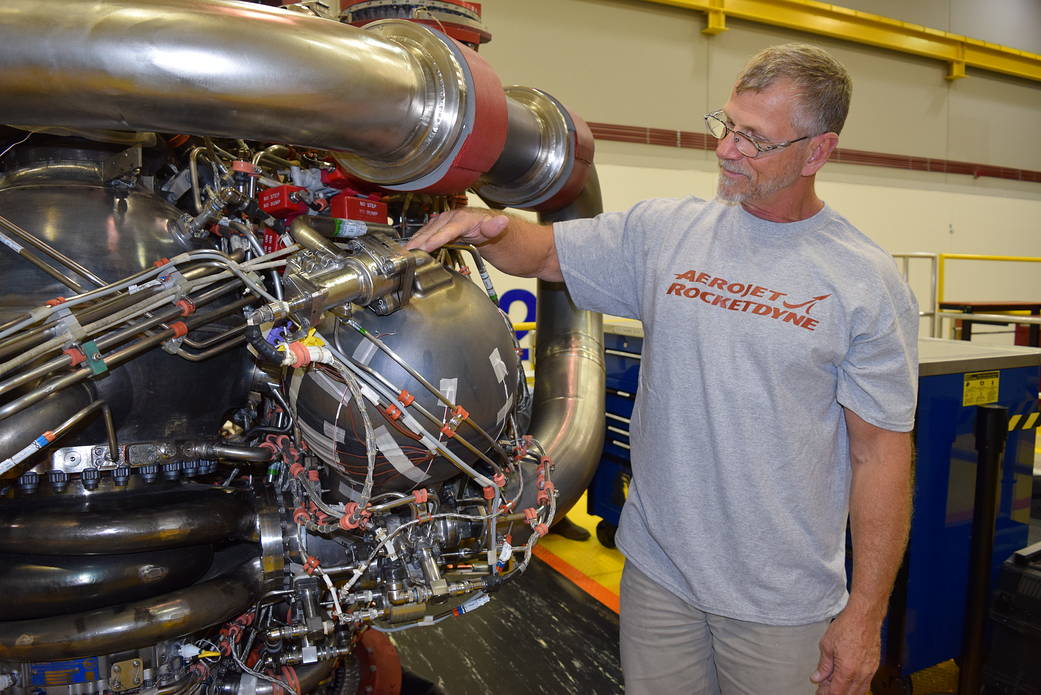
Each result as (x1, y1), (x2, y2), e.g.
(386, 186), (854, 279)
(528, 168), (606, 519)
(0, 559), (264, 661)
(0, 485), (258, 554)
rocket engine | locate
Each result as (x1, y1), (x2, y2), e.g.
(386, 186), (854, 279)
(0, 2), (605, 693)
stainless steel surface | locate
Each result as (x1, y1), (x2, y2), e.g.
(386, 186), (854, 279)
(0, 484), (258, 555)
(476, 87), (574, 209)
(0, 545), (214, 620)
(0, 558), (263, 660)
(291, 271), (519, 493)
(0, 1), (415, 155)
(331, 19), (470, 187)
(0, 385), (94, 465)
(527, 167), (606, 521)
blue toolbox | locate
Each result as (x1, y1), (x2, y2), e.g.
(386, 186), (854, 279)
(587, 325), (1039, 682)
(586, 320), (641, 548)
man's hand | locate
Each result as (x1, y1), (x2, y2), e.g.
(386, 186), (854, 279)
(404, 207), (509, 253)
(403, 206), (562, 281)
(810, 608), (882, 695)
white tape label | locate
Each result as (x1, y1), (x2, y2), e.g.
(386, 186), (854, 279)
(439, 378), (458, 404)
(352, 339), (378, 366)
(489, 348), (508, 383)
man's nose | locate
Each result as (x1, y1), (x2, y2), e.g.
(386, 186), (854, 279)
(715, 129), (744, 160)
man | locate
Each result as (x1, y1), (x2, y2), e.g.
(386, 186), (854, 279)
(407, 44), (918, 695)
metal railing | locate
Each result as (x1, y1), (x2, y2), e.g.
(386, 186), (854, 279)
(896, 252), (1041, 342)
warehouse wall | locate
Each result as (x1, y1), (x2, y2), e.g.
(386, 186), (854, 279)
(469, 0), (1041, 343)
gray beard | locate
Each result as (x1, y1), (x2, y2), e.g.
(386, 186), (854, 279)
(716, 160), (803, 203)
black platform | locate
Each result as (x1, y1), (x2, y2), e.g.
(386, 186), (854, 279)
(392, 556), (623, 694)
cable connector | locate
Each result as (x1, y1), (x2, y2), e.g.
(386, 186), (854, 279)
(452, 592), (490, 616)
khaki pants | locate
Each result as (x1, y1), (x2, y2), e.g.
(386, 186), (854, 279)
(620, 562), (831, 695)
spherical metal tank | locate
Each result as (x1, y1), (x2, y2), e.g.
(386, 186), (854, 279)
(288, 271), (520, 495)
(0, 144), (250, 443)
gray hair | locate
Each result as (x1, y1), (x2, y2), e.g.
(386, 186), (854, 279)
(735, 43), (852, 135)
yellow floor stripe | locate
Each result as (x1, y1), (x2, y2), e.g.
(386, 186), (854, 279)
(1025, 412), (1039, 430)
(539, 492), (624, 599)
(1009, 414), (1023, 430)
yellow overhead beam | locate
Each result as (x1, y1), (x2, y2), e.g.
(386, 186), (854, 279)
(637, 0), (1041, 83)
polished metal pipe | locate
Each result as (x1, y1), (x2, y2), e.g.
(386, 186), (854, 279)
(0, 214), (107, 288)
(0, 546), (214, 621)
(525, 166), (606, 521)
(0, 485), (258, 555)
(0, 0), (425, 156)
(0, 558), (264, 661)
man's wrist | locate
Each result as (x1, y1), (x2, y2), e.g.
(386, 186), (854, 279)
(842, 593), (888, 626)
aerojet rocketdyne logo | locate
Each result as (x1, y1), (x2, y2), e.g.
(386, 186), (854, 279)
(665, 269), (830, 331)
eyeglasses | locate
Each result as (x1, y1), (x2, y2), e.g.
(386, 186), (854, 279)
(704, 110), (811, 158)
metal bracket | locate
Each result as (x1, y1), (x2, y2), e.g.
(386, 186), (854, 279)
(80, 339), (108, 376)
(101, 147), (143, 183)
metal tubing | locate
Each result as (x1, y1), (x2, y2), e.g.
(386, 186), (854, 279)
(0, 545), (214, 621)
(0, 213), (106, 287)
(0, 0), (434, 157)
(176, 334), (247, 361)
(199, 442), (276, 463)
(525, 166), (606, 521)
(50, 399), (119, 462)
(0, 485), (258, 555)
(958, 404), (1009, 695)
(0, 228), (87, 293)
(0, 290), (254, 417)
(0, 558), (264, 661)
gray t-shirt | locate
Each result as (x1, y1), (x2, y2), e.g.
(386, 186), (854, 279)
(554, 196), (918, 625)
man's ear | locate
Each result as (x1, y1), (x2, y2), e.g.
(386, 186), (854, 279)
(801, 132), (839, 176)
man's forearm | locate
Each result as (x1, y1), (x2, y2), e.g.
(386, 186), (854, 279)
(471, 212), (561, 280)
(844, 411), (913, 622)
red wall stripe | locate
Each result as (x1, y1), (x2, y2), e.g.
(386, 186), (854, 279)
(587, 122), (1041, 184)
